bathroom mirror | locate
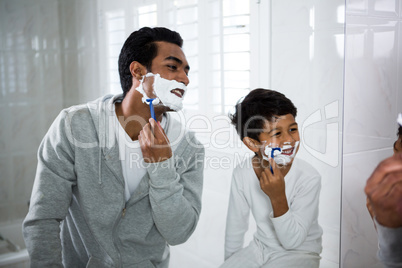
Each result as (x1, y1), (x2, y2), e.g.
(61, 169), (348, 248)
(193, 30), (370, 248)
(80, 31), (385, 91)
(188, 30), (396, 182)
(0, 0), (344, 267)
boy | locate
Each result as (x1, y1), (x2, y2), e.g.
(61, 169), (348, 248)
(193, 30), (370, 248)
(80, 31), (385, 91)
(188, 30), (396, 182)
(221, 88), (323, 268)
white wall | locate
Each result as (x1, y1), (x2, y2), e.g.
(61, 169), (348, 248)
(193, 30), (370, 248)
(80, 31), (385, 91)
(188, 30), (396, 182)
(341, 0), (402, 267)
(0, 0), (100, 225)
(0, 0), (63, 222)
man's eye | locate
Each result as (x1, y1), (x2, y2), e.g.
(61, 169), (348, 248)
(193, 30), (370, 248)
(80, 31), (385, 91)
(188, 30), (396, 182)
(167, 65), (177, 70)
(290, 128), (298, 132)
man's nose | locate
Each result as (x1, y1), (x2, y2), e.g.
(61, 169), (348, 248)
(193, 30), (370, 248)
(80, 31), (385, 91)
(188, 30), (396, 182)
(178, 70), (189, 86)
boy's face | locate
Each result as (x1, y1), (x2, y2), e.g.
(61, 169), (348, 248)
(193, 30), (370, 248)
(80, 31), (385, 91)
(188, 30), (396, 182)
(257, 114), (300, 166)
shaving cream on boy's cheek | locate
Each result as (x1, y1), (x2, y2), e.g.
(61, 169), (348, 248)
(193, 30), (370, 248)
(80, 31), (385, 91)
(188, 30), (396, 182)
(135, 73), (186, 111)
(261, 141), (300, 166)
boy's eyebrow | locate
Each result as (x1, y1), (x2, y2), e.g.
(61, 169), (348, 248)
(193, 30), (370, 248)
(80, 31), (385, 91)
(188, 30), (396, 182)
(164, 56), (190, 71)
(267, 122), (298, 134)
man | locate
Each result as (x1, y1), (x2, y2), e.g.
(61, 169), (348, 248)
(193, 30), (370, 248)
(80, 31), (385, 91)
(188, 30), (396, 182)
(365, 114), (402, 268)
(23, 27), (205, 268)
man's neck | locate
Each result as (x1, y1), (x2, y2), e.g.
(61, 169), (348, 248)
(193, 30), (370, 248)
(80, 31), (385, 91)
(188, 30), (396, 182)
(115, 89), (164, 141)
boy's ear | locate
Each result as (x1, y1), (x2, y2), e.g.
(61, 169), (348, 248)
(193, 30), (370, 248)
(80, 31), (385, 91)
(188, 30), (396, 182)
(129, 61), (147, 81)
(243, 137), (260, 153)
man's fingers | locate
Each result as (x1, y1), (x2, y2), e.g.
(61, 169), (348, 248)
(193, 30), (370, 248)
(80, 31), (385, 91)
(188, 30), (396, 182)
(366, 154), (402, 193)
(138, 131), (147, 150)
(149, 118), (169, 143)
(368, 176), (402, 205)
(142, 123), (154, 146)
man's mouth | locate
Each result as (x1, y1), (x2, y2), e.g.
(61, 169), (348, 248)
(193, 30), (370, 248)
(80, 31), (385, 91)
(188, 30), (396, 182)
(171, 88), (185, 98)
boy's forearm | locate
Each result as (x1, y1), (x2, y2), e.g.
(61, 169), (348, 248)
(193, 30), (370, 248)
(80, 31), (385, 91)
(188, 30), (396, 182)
(271, 195), (289, 217)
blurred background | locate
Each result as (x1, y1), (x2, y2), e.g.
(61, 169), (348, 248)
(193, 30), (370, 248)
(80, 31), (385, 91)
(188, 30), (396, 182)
(0, 0), (401, 267)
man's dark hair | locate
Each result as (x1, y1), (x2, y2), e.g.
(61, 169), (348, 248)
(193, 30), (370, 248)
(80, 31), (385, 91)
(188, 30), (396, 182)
(118, 27), (183, 97)
(230, 88), (297, 141)
(398, 126), (402, 138)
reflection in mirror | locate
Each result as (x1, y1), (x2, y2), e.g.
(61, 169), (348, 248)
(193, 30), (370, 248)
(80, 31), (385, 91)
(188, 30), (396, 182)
(269, 1), (344, 267)
(0, 0), (343, 267)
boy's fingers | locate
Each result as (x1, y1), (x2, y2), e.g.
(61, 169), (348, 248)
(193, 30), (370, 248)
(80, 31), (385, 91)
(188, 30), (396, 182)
(268, 158), (278, 177)
(260, 170), (267, 182)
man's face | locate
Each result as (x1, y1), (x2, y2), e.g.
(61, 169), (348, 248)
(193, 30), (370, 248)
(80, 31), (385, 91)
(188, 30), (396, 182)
(394, 134), (402, 155)
(257, 114), (300, 166)
(142, 41), (190, 103)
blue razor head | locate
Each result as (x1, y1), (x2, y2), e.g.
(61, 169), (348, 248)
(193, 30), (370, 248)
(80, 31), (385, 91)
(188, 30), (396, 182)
(145, 98), (157, 121)
(270, 147), (282, 158)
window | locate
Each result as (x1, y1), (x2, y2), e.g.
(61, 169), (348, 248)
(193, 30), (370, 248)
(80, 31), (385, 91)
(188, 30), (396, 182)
(98, 0), (266, 117)
(104, 10), (126, 95)
(137, 4), (157, 28)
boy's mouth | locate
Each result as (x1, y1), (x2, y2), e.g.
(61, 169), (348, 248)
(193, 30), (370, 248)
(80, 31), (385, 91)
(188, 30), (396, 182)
(171, 88), (185, 98)
(281, 146), (294, 155)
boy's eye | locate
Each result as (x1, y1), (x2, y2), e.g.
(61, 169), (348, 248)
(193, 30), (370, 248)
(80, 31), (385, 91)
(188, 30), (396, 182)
(272, 132), (281, 137)
(167, 65), (177, 70)
(290, 128), (298, 132)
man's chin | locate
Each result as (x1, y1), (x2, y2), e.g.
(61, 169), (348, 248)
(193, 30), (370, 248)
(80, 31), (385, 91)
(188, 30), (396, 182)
(155, 105), (182, 113)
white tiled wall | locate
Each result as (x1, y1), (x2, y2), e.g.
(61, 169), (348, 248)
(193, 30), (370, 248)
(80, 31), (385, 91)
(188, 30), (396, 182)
(0, 0), (99, 224)
(341, 0), (402, 267)
(0, 0), (63, 222)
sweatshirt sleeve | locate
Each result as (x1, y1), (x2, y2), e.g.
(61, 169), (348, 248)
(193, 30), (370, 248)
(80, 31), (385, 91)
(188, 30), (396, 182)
(224, 169), (250, 260)
(23, 110), (76, 267)
(270, 174), (321, 249)
(376, 221), (402, 268)
(146, 135), (205, 245)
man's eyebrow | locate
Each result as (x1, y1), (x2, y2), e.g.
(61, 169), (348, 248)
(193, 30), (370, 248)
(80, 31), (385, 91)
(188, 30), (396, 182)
(165, 56), (190, 71)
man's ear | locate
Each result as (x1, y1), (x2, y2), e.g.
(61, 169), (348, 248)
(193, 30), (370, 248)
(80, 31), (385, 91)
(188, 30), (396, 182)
(129, 61), (147, 81)
(243, 137), (260, 153)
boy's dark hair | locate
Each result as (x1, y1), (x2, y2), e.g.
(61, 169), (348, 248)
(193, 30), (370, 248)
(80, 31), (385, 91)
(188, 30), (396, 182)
(118, 27), (183, 97)
(398, 126), (402, 138)
(230, 88), (297, 141)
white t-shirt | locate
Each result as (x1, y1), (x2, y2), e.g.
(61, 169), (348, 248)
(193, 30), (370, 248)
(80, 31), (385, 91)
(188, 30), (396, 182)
(113, 109), (167, 202)
(225, 157), (323, 259)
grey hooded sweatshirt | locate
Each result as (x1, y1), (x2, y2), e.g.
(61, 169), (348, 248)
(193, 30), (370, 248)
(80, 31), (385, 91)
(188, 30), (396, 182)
(23, 94), (205, 268)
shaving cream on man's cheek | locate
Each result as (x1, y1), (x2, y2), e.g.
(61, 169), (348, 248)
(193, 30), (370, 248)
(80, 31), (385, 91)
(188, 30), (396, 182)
(135, 73), (186, 111)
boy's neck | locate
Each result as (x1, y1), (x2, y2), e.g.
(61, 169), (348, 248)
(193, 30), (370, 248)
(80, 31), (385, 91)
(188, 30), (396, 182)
(252, 156), (292, 178)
